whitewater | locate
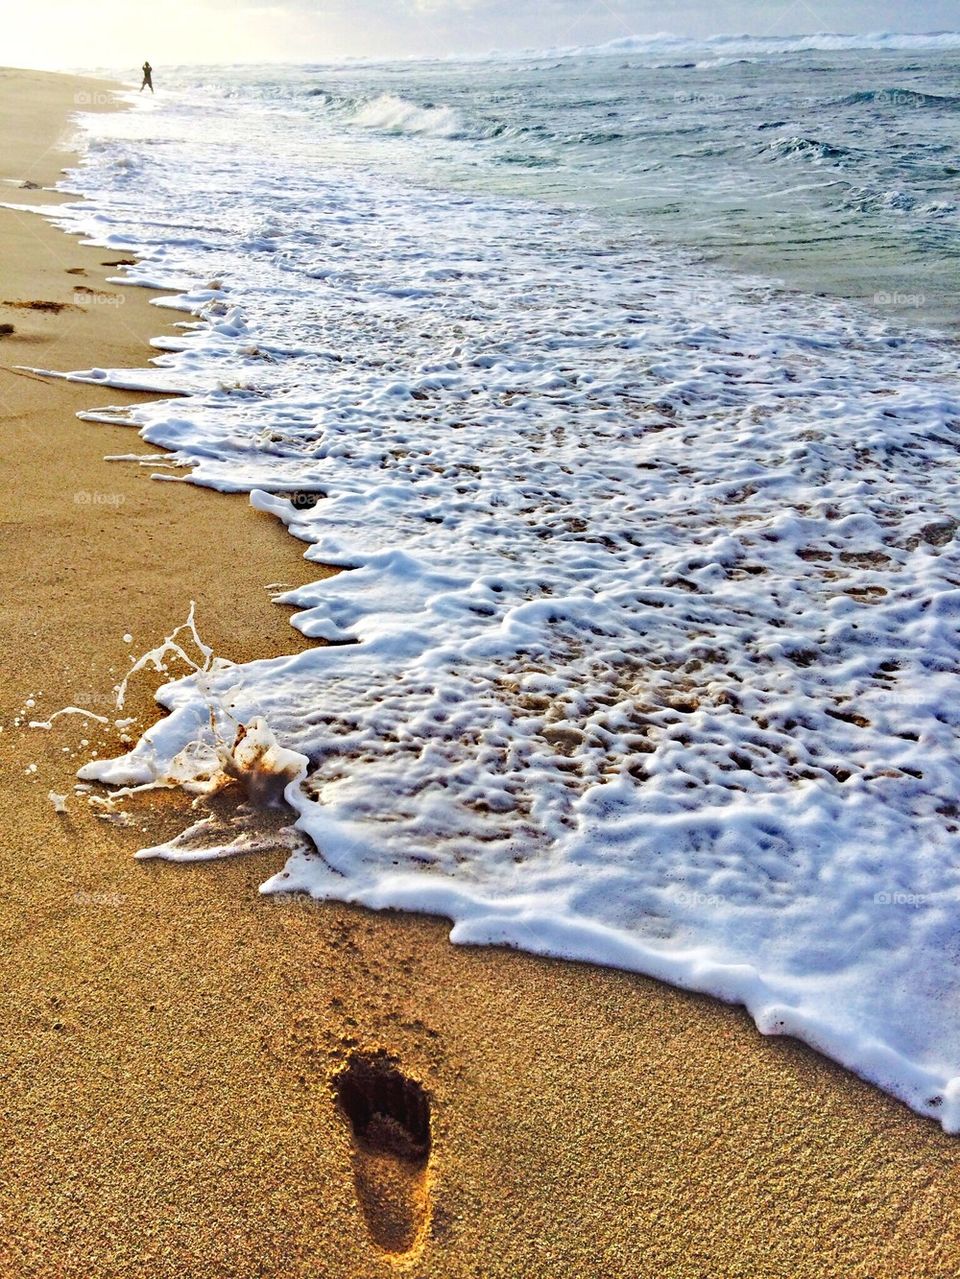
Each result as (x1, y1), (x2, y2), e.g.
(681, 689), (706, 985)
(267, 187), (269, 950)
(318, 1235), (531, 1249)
(23, 34), (960, 1129)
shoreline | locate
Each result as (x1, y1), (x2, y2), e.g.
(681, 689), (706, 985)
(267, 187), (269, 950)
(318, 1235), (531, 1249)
(2, 65), (960, 1279)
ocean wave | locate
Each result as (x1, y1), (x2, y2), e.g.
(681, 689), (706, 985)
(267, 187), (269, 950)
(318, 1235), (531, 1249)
(347, 96), (625, 150)
(305, 87), (343, 104)
(842, 186), (958, 219)
(350, 93), (465, 138)
(763, 135), (855, 163)
(694, 57), (758, 68)
(842, 186), (918, 214)
(541, 30), (960, 61)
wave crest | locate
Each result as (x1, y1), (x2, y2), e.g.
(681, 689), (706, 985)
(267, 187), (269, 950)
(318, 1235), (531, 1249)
(350, 94), (464, 138)
(547, 30), (960, 60)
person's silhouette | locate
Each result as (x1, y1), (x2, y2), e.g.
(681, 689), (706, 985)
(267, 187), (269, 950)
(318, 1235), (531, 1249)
(140, 61), (154, 93)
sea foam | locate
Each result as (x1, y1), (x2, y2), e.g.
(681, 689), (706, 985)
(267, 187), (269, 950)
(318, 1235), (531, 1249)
(351, 93), (464, 137)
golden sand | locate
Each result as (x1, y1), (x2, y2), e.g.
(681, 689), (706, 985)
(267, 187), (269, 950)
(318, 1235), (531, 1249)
(1, 66), (959, 1279)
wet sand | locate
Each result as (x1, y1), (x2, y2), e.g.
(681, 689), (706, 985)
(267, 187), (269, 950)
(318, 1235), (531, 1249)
(1, 66), (959, 1279)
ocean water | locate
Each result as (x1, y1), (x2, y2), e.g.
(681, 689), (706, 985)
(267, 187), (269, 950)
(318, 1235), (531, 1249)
(27, 33), (960, 1127)
(80, 31), (960, 328)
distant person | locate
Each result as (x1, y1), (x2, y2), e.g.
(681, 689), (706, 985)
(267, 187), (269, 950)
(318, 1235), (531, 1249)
(140, 60), (154, 93)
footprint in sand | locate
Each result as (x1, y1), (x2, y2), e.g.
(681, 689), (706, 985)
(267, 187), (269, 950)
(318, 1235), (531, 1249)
(333, 1050), (433, 1256)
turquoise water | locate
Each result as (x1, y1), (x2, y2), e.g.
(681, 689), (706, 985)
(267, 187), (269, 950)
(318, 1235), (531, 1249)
(125, 38), (960, 328)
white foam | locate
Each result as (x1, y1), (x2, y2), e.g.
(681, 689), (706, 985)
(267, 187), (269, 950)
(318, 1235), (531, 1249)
(49, 77), (960, 1131)
(350, 94), (464, 138)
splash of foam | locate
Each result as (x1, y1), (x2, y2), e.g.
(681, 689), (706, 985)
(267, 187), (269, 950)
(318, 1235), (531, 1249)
(350, 94), (464, 138)
(79, 605), (307, 812)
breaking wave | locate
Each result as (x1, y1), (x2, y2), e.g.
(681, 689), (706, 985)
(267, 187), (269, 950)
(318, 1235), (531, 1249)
(350, 93), (465, 138)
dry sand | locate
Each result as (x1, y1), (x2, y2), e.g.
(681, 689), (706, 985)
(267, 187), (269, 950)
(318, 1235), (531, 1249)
(1, 66), (959, 1279)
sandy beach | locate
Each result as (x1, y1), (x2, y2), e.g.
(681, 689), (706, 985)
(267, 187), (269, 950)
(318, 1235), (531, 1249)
(3, 66), (960, 1279)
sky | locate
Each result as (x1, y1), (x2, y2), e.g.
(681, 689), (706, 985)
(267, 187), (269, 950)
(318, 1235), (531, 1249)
(4, 0), (958, 69)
